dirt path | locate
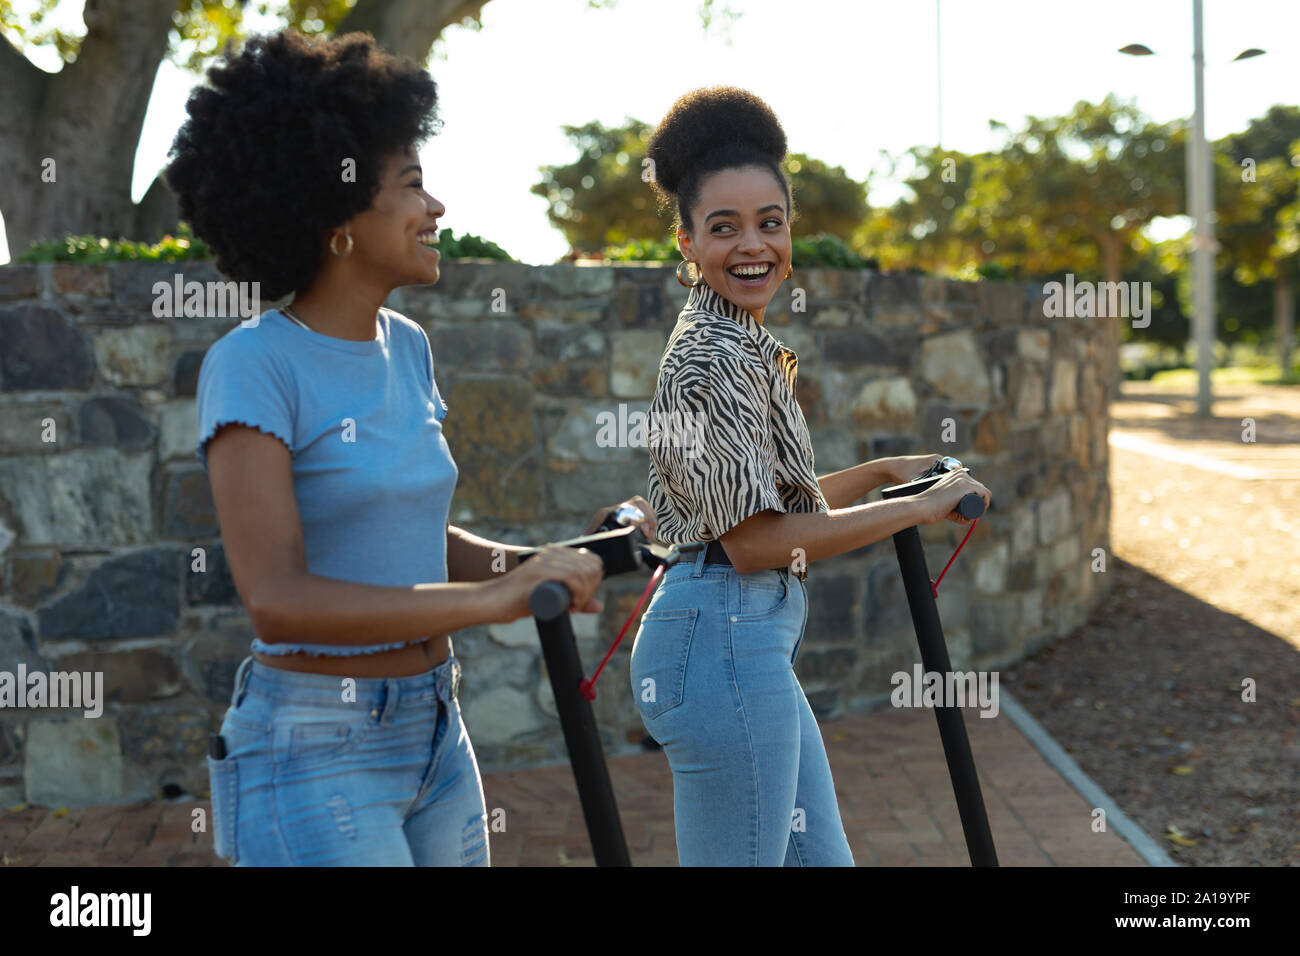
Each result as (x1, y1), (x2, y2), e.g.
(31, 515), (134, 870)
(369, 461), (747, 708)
(1109, 381), (1300, 643)
(1007, 380), (1300, 866)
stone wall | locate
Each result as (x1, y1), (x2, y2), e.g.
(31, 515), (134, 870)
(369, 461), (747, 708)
(0, 259), (1114, 805)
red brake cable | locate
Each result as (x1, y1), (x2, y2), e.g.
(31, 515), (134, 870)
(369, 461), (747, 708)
(930, 517), (979, 598)
(579, 563), (665, 701)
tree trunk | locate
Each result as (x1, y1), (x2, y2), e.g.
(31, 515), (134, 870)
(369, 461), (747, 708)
(0, 0), (178, 256)
(0, 0), (492, 256)
(336, 0), (491, 64)
(1276, 273), (1295, 379)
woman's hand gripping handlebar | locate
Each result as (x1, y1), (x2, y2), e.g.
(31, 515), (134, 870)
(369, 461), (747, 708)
(516, 524), (658, 622)
(487, 544), (606, 623)
(880, 455), (993, 526)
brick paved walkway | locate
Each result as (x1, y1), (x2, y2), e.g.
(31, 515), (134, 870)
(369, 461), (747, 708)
(1, 703), (1145, 866)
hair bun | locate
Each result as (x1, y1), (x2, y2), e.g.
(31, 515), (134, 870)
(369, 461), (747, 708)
(646, 86), (787, 195)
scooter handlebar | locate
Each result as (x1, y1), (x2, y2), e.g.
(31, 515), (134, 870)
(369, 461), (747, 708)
(519, 524), (651, 622)
(530, 580), (574, 621)
(879, 458), (988, 521)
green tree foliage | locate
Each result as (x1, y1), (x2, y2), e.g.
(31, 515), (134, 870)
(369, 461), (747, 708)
(535, 124), (869, 254)
(960, 96), (1185, 283)
(603, 233), (871, 268)
(15, 221), (211, 262)
(0, 0), (478, 73)
(852, 147), (980, 274)
(785, 153), (867, 239)
(858, 98), (1188, 284)
(1216, 107), (1300, 286)
(16, 224), (510, 263)
(531, 120), (663, 253)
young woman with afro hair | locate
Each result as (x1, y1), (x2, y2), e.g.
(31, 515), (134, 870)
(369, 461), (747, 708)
(166, 28), (655, 866)
(629, 86), (991, 866)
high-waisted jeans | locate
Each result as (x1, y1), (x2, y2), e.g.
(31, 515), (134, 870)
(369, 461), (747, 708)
(207, 650), (489, 866)
(629, 546), (856, 866)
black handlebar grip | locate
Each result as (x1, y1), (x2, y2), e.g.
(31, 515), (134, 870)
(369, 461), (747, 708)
(530, 580), (573, 621)
(958, 492), (986, 520)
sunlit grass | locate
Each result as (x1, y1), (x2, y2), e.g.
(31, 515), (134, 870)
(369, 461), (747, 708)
(1148, 363), (1300, 388)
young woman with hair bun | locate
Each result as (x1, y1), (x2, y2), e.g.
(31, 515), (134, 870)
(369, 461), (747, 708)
(630, 86), (991, 866)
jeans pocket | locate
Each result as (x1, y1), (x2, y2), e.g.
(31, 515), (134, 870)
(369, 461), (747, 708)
(206, 755), (239, 863)
(737, 571), (789, 620)
(631, 608), (699, 721)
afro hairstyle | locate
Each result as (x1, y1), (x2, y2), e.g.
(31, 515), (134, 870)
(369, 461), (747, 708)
(645, 86), (794, 234)
(163, 29), (440, 300)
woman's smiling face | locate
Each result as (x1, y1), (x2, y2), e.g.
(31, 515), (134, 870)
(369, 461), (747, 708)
(345, 144), (445, 289)
(678, 165), (792, 322)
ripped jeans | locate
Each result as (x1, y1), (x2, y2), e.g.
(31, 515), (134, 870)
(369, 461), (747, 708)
(206, 652), (489, 866)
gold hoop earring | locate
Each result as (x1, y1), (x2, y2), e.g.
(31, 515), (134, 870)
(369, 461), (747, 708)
(330, 232), (353, 256)
(676, 259), (700, 288)
(785, 265), (793, 280)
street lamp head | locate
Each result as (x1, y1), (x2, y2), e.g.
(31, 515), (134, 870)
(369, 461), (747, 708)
(1118, 43), (1263, 62)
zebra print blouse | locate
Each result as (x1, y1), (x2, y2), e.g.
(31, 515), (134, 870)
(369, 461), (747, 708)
(645, 278), (829, 548)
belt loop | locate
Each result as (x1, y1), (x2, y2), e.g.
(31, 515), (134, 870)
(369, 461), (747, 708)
(436, 657), (461, 705)
(379, 679), (399, 726)
(692, 541), (708, 577)
(231, 655), (254, 709)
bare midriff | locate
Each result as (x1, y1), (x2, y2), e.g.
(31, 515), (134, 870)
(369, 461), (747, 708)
(253, 633), (450, 677)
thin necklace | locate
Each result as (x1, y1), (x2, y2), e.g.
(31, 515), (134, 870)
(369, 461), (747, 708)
(281, 304), (311, 330)
(282, 303), (383, 341)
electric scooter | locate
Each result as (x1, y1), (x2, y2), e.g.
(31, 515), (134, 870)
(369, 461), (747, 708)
(524, 457), (997, 866)
(880, 455), (998, 866)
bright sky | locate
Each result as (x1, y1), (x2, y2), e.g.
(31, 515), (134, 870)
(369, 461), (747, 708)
(2, 0), (1296, 263)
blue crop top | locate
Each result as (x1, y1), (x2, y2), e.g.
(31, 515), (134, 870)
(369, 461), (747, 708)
(194, 307), (459, 656)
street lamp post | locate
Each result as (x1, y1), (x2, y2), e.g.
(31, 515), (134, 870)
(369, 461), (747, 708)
(1190, 0), (1214, 419)
(936, 0), (943, 148)
(1121, 0), (1265, 419)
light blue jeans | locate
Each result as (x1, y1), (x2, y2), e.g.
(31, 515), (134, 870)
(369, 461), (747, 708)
(207, 651), (489, 866)
(629, 546), (856, 866)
